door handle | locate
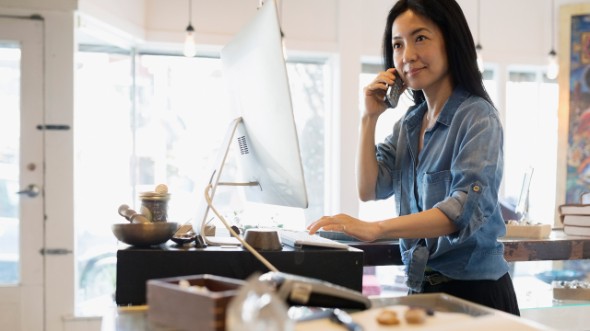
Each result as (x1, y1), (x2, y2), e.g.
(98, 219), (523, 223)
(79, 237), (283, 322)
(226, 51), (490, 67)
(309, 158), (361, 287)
(17, 184), (40, 198)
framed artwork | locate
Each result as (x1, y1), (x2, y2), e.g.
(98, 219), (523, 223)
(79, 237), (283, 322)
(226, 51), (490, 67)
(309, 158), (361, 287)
(557, 4), (590, 212)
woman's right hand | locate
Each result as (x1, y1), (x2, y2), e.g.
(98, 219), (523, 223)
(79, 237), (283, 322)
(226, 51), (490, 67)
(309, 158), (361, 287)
(307, 213), (381, 242)
(363, 68), (400, 118)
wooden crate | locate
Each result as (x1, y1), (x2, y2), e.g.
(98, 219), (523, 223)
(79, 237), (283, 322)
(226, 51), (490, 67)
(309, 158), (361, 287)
(147, 274), (244, 331)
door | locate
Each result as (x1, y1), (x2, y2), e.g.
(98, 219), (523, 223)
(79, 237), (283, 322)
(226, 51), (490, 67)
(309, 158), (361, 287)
(0, 17), (45, 331)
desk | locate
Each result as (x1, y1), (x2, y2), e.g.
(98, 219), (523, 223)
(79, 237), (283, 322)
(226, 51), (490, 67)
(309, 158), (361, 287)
(115, 230), (590, 305)
(116, 245), (364, 306)
(349, 229), (590, 266)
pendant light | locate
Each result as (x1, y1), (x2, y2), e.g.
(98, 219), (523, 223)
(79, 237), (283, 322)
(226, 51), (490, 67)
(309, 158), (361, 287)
(183, 0), (196, 57)
(475, 0), (484, 73)
(546, 0), (559, 80)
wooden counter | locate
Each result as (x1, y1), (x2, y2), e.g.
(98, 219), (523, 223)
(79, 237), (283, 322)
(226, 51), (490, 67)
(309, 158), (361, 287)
(350, 229), (590, 266)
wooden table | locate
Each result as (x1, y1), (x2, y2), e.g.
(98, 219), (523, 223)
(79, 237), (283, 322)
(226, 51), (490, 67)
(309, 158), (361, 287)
(350, 229), (590, 266)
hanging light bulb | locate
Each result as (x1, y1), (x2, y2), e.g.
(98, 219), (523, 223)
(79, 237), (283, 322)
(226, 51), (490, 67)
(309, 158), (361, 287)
(476, 43), (484, 73)
(546, 0), (558, 79)
(547, 49), (559, 80)
(183, 0), (196, 57)
(183, 24), (196, 57)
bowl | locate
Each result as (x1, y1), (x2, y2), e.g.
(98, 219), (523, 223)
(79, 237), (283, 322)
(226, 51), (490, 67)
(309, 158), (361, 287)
(112, 222), (178, 247)
(243, 228), (282, 251)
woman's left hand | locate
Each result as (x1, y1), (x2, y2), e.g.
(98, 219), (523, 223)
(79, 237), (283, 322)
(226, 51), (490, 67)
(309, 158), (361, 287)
(307, 214), (381, 242)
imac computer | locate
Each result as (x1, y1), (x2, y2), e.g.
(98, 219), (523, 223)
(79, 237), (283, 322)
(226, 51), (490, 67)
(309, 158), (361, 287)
(196, 0), (308, 246)
(193, 0), (371, 309)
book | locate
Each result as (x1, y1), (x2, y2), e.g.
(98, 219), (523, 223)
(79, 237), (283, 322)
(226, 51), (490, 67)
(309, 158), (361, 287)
(563, 225), (590, 237)
(562, 214), (590, 227)
(558, 203), (590, 216)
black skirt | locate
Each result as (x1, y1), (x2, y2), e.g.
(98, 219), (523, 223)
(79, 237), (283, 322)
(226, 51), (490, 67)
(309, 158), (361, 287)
(409, 272), (521, 316)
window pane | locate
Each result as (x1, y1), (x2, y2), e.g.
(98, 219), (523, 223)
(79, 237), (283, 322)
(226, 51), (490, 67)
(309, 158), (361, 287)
(287, 61), (327, 223)
(74, 50), (132, 311)
(357, 68), (409, 220)
(0, 45), (21, 285)
(134, 55), (327, 229)
(505, 70), (558, 223)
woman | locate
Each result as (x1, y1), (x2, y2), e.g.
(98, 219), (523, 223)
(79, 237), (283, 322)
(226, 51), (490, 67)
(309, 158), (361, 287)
(308, 0), (520, 315)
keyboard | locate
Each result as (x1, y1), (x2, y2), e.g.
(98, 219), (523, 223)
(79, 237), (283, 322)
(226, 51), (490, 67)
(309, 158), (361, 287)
(279, 229), (349, 250)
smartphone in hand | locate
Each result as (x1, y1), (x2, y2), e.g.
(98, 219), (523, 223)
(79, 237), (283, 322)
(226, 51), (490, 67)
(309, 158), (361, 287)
(385, 72), (404, 108)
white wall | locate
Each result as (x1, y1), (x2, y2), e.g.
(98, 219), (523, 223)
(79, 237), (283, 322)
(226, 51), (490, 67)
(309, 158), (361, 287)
(76, 0), (583, 63)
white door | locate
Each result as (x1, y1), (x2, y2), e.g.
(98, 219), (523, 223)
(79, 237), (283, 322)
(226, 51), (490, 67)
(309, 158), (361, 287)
(0, 17), (45, 331)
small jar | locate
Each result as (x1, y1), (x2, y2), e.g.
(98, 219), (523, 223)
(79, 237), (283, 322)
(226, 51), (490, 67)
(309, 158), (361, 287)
(139, 192), (170, 222)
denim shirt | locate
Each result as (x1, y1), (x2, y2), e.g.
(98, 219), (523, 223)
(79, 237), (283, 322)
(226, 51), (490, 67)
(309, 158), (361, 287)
(374, 86), (509, 290)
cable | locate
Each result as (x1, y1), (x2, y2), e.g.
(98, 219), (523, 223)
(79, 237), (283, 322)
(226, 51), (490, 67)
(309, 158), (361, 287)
(204, 184), (279, 272)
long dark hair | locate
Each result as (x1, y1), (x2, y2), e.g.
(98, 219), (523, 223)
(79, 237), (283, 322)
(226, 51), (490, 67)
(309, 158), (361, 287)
(382, 0), (492, 105)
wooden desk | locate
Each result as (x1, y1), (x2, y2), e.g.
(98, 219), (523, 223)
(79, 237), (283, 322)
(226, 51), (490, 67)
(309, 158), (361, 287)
(350, 229), (590, 266)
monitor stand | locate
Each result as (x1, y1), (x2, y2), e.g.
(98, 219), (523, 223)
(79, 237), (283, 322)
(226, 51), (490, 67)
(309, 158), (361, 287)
(196, 117), (257, 247)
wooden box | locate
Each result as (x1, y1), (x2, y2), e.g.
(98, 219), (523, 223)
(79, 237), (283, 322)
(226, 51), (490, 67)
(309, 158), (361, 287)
(147, 274), (245, 331)
(503, 223), (551, 239)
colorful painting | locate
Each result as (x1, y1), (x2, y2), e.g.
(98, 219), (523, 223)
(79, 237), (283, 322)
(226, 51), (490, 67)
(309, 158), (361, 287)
(566, 14), (590, 204)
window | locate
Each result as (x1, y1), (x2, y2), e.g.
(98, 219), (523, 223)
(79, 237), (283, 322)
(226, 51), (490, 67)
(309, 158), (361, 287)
(504, 69), (558, 223)
(0, 45), (20, 285)
(357, 64), (409, 220)
(74, 49), (329, 313)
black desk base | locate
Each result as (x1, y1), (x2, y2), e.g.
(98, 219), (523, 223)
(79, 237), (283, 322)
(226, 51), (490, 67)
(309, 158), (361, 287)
(116, 244), (364, 305)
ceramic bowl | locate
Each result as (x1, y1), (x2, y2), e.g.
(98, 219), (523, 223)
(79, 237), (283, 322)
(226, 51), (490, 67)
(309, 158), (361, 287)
(243, 228), (282, 251)
(112, 222), (178, 247)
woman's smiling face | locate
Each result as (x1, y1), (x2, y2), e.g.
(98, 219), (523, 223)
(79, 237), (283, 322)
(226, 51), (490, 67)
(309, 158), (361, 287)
(391, 10), (450, 93)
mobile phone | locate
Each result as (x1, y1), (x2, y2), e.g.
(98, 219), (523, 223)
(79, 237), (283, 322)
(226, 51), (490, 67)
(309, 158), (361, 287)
(385, 72), (404, 108)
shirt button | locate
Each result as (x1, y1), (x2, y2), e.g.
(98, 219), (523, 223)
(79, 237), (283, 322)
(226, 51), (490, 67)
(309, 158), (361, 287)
(473, 185), (480, 192)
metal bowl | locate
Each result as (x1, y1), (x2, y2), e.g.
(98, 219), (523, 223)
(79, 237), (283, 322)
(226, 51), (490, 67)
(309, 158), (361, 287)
(112, 222), (178, 247)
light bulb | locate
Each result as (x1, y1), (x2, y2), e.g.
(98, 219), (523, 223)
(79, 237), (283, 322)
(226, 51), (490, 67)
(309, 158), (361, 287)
(547, 49), (559, 80)
(183, 24), (196, 57)
(476, 43), (484, 73)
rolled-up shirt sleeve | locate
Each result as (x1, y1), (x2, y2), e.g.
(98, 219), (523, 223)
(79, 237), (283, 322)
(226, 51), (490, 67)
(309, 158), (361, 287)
(434, 108), (504, 243)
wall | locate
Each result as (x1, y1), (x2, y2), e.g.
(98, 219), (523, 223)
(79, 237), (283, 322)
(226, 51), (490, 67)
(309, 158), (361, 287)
(76, 0), (583, 64)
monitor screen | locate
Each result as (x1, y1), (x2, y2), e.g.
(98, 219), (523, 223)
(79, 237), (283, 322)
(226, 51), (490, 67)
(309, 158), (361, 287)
(220, 0), (308, 209)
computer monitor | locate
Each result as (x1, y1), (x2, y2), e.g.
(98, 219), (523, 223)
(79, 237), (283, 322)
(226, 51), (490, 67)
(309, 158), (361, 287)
(196, 0), (308, 245)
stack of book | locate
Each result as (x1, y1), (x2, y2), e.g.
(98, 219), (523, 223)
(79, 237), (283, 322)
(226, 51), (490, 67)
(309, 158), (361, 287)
(559, 203), (590, 236)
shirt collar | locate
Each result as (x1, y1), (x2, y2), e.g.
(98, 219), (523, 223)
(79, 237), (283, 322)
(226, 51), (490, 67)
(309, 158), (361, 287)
(404, 86), (471, 128)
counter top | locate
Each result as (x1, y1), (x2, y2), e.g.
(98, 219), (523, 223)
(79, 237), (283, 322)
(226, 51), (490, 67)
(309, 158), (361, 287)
(349, 229), (590, 266)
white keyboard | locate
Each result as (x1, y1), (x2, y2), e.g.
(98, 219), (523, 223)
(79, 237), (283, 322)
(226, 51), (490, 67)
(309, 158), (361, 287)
(279, 229), (349, 250)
